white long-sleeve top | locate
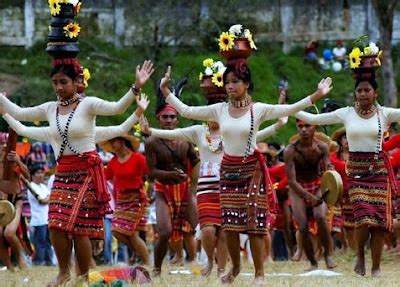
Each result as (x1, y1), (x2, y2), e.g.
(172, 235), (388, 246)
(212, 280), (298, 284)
(166, 94), (312, 156)
(295, 106), (400, 152)
(0, 90), (136, 157)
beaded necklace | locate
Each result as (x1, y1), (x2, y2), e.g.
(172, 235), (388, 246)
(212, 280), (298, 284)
(57, 94), (81, 106)
(56, 101), (81, 161)
(368, 107), (382, 173)
(204, 124), (223, 153)
(231, 95), (252, 108)
(357, 104), (376, 116)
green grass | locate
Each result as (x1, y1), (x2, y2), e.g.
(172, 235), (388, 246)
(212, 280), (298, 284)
(0, 39), (396, 143)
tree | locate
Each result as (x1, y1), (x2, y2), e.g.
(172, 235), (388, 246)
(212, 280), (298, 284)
(372, 0), (398, 107)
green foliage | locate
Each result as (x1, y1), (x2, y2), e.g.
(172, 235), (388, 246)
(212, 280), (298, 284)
(0, 38), (396, 145)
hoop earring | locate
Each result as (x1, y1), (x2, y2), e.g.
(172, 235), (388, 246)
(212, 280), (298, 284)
(354, 101), (360, 108)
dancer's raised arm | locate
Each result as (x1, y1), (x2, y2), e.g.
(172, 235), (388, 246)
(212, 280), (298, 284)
(2, 113), (50, 142)
(256, 117), (288, 142)
(160, 66), (219, 122)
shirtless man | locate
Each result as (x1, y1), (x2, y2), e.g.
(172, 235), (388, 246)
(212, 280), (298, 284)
(145, 103), (199, 275)
(284, 120), (336, 270)
(0, 132), (30, 270)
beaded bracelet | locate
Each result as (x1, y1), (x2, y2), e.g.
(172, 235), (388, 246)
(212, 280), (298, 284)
(131, 84), (141, 95)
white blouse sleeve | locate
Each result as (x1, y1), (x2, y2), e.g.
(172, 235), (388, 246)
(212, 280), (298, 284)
(150, 126), (198, 145)
(383, 106), (400, 124)
(0, 96), (50, 121)
(165, 94), (219, 122)
(256, 124), (278, 142)
(2, 114), (50, 142)
(294, 108), (345, 125)
(88, 89), (136, 115)
(94, 113), (138, 143)
(257, 96), (312, 121)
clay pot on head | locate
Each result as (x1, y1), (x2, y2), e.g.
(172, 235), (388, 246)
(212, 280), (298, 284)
(220, 38), (252, 63)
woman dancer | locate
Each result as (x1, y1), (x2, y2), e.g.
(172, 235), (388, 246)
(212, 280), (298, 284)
(294, 78), (400, 277)
(0, 60), (153, 285)
(158, 63), (332, 283)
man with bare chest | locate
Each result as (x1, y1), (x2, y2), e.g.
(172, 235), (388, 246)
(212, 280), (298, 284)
(284, 120), (336, 270)
(0, 133), (30, 270)
(145, 105), (199, 275)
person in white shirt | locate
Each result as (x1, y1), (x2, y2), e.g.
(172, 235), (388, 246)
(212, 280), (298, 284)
(158, 62), (332, 284)
(27, 164), (53, 266)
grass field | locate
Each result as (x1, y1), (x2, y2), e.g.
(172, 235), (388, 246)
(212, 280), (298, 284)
(1, 250), (399, 287)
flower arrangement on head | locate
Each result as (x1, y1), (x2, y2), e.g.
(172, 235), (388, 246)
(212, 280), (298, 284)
(47, 0), (83, 75)
(218, 24), (257, 63)
(199, 58), (227, 104)
(349, 35), (382, 79)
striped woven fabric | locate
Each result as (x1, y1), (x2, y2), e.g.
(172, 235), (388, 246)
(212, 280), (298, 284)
(155, 181), (192, 241)
(197, 175), (221, 228)
(112, 189), (146, 236)
(347, 152), (393, 231)
(341, 194), (355, 228)
(220, 153), (269, 235)
(48, 154), (104, 239)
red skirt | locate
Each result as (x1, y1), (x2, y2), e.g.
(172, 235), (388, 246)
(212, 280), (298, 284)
(112, 189), (147, 236)
(48, 152), (109, 239)
(197, 175), (221, 228)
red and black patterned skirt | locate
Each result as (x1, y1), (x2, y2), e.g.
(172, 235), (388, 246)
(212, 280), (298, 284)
(197, 175), (221, 228)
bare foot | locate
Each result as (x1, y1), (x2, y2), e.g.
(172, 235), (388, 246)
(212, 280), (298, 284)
(265, 255), (273, 263)
(371, 268), (381, 277)
(221, 266), (241, 284)
(325, 256), (337, 269)
(305, 264), (318, 272)
(291, 250), (302, 262)
(254, 276), (266, 286)
(201, 261), (213, 276)
(47, 273), (71, 287)
(152, 267), (161, 277)
(354, 257), (366, 276)
(170, 255), (184, 266)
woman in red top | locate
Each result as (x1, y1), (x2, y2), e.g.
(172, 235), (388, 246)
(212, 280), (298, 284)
(330, 127), (354, 250)
(102, 133), (149, 265)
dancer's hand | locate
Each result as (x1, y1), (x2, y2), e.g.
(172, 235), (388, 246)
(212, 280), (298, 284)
(134, 60), (154, 89)
(139, 116), (151, 135)
(0, 105), (5, 115)
(310, 77), (332, 103)
(134, 93), (149, 117)
(6, 151), (21, 164)
(160, 66), (172, 97)
(278, 87), (286, 104)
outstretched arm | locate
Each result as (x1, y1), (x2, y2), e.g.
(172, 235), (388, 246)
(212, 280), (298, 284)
(0, 93), (50, 121)
(159, 66), (218, 122)
(90, 60), (154, 115)
(2, 114), (50, 142)
(294, 108), (344, 125)
(256, 117), (288, 142)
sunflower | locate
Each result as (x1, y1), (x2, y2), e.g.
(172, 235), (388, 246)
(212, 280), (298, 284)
(247, 33), (257, 50)
(218, 32), (235, 51)
(63, 22), (81, 38)
(203, 58), (214, 68)
(211, 72), (224, 87)
(349, 47), (361, 69)
(83, 68), (91, 81)
(376, 50), (383, 66)
(49, 0), (61, 16)
(199, 72), (203, 81)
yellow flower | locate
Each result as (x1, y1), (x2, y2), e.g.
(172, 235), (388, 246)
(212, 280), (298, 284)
(49, 0), (61, 16)
(199, 72), (203, 81)
(218, 32), (235, 51)
(247, 33), (257, 50)
(363, 46), (372, 56)
(376, 50), (383, 66)
(349, 47), (361, 69)
(203, 58), (214, 68)
(63, 22), (81, 38)
(83, 68), (90, 81)
(211, 72), (224, 87)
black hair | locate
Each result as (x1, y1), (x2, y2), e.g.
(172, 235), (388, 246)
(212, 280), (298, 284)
(355, 78), (378, 90)
(223, 61), (254, 92)
(123, 138), (134, 151)
(29, 164), (44, 176)
(51, 65), (79, 81)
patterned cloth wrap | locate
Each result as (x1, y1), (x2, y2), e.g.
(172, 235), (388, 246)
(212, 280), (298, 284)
(154, 180), (192, 241)
(347, 151), (397, 231)
(48, 151), (111, 239)
(219, 150), (278, 235)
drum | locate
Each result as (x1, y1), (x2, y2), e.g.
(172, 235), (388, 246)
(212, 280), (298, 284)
(320, 170), (343, 206)
(0, 200), (16, 226)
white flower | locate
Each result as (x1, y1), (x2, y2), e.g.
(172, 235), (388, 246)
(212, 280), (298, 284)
(212, 61), (225, 71)
(369, 42), (379, 54)
(204, 67), (213, 76)
(229, 24), (242, 36)
(243, 29), (250, 38)
(68, 0), (80, 6)
(219, 66), (227, 75)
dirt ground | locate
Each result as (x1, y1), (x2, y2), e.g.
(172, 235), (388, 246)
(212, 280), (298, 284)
(1, 250), (399, 287)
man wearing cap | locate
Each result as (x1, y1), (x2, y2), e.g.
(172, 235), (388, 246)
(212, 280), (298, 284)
(283, 120), (336, 270)
(0, 132), (30, 270)
(145, 92), (200, 275)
